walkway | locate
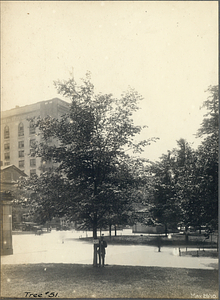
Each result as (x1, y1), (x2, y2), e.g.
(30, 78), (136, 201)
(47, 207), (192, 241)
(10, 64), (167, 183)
(1, 230), (218, 270)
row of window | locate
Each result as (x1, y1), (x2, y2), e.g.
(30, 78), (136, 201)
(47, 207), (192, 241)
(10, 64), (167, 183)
(4, 122), (35, 139)
(18, 159), (36, 168)
(4, 151), (36, 160)
(4, 139), (35, 151)
(4, 154), (36, 167)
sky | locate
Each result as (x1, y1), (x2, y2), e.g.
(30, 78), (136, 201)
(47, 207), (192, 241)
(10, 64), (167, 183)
(1, 1), (218, 161)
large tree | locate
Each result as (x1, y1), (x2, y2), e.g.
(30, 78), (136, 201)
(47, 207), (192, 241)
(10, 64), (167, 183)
(23, 73), (156, 265)
(178, 86), (218, 231)
(149, 145), (184, 236)
(195, 85), (218, 231)
(173, 139), (202, 230)
(149, 86), (219, 235)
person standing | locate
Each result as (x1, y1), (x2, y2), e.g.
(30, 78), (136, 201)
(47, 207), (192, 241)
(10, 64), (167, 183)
(99, 235), (107, 267)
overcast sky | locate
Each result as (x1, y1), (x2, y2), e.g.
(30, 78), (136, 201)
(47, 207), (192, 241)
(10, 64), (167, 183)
(1, 1), (218, 161)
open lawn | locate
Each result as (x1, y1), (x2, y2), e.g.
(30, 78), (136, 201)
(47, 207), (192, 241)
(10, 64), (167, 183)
(1, 264), (218, 299)
(79, 233), (218, 248)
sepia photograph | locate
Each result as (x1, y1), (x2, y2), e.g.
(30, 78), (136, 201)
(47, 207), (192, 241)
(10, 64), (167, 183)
(0, 1), (218, 299)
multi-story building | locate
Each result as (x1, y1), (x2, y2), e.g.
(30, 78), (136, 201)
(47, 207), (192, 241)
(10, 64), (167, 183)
(1, 98), (70, 176)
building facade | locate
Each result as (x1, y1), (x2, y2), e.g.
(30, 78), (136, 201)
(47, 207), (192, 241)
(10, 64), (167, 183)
(1, 98), (70, 177)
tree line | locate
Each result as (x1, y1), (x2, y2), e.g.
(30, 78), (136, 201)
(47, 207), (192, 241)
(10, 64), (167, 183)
(148, 85), (218, 235)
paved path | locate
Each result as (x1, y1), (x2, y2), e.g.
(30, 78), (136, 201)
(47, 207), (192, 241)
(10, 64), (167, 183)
(1, 230), (218, 270)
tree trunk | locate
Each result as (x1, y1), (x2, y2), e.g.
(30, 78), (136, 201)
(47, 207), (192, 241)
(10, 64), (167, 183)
(164, 224), (168, 237)
(185, 225), (189, 243)
(93, 244), (98, 267)
(93, 226), (97, 239)
(109, 224), (111, 238)
(93, 215), (98, 267)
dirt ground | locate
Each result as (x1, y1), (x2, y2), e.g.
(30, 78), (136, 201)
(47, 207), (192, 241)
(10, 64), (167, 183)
(1, 264), (218, 299)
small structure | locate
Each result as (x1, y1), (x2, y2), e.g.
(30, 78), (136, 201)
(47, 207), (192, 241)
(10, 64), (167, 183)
(0, 165), (27, 255)
(133, 223), (165, 234)
(132, 208), (166, 234)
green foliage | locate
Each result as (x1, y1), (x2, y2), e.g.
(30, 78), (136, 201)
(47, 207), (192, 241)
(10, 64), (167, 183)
(149, 147), (184, 233)
(194, 85), (218, 230)
(149, 85), (218, 232)
(197, 85), (218, 138)
(23, 73), (156, 237)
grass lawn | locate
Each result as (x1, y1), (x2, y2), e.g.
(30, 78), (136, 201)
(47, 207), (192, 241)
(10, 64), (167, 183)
(1, 264), (218, 298)
(78, 233), (218, 251)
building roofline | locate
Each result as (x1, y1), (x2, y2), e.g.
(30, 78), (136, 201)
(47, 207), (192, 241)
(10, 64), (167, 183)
(0, 164), (28, 177)
(2, 98), (71, 113)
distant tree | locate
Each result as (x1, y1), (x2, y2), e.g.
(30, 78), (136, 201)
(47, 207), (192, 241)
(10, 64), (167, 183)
(142, 85), (218, 237)
(195, 85), (218, 231)
(103, 157), (151, 237)
(19, 172), (72, 225)
(196, 85), (218, 138)
(149, 149), (182, 236)
(195, 137), (218, 231)
(173, 139), (202, 230)
(149, 138), (200, 237)
(175, 86), (218, 232)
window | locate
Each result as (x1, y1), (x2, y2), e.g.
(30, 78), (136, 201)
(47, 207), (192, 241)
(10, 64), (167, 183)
(4, 143), (10, 151)
(4, 126), (10, 139)
(18, 150), (24, 158)
(18, 122), (24, 136)
(30, 148), (35, 156)
(19, 160), (25, 168)
(30, 139), (35, 148)
(18, 141), (24, 148)
(30, 169), (36, 177)
(30, 158), (36, 167)
(29, 121), (35, 134)
(4, 152), (10, 160)
(4, 161), (10, 166)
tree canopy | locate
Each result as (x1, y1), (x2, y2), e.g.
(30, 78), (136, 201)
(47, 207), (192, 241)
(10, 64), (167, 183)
(19, 79), (218, 252)
(194, 85), (218, 230)
(21, 72), (156, 239)
(148, 85), (218, 233)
